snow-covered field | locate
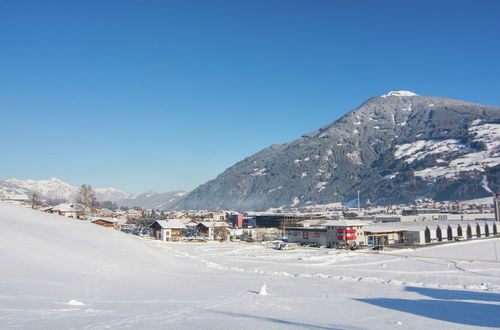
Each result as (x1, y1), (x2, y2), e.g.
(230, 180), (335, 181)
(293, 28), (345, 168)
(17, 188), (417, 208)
(1, 202), (500, 329)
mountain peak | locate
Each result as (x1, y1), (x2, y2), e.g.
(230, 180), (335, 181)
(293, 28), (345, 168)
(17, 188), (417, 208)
(381, 90), (419, 98)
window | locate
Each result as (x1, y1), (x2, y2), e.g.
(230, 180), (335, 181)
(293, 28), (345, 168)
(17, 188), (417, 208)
(303, 231), (309, 239)
(314, 232), (321, 238)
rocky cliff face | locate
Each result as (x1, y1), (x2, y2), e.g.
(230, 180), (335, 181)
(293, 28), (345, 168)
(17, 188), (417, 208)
(172, 91), (500, 210)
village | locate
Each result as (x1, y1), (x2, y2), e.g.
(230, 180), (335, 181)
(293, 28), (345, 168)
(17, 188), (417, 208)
(3, 192), (500, 250)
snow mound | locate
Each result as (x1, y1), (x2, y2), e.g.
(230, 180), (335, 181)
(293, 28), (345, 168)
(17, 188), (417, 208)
(259, 283), (269, 296)
(68, 300), (85, 306)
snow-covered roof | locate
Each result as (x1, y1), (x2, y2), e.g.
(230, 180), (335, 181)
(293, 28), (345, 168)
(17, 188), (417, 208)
(180, 218), (198, 225)
(364, 226), (407, 233)
(197, 221), (229, 228)
(153, 219), (186, 229)
(322, 220), (369, 227)
(3, 194), (30, 201)
(52, 203), (84, 212)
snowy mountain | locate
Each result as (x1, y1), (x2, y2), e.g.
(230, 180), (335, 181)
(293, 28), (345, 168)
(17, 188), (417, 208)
(94, 187), (132, 201)
(114, 190), (187, 209)
(0, 177), (185, 209)
(4, 177), (78, 200)
(172, 91), (500, 210)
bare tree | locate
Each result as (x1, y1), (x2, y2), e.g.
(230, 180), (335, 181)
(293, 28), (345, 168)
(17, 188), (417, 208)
(30, 192), (42, 209)
(75, 184), (98, 219)
(212, 227), (229, 241)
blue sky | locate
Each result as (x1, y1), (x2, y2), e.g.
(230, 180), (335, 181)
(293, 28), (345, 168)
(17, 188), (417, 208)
(1, 0), (499, 193)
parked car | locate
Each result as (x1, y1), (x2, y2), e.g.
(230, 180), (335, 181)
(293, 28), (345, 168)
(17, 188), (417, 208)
(371, 245), (384, 250)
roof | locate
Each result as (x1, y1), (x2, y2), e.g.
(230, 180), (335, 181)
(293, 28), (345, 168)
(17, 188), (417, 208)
(197, 221), (229, 228)
(52, 203), (84, 212)
(363, 226), (407, 234)
(3, 194), (30, 201)
(287, 227), (327, 232)
(181, 218), (198, 225)
(91, 219), (116, 224)
(152, 219), (186, 229)
(322, 220), (369, 227)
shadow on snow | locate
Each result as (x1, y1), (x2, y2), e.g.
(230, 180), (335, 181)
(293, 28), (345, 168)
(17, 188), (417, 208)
(208, 310), (361, 330)
(356, 286), (500, 327)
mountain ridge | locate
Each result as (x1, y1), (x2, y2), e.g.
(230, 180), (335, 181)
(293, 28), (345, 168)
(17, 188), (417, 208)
(0, 177), (185, 209)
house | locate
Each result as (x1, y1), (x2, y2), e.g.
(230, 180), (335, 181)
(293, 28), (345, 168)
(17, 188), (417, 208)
(196, 222), (230, 240)
(150, 219), (186, 241)
(180, 218), (198, 228)
(91, 218), (118, 229)
(287, 227), (328, 246)
(51, 203), (85, 219)
(1, 194), (30, 206)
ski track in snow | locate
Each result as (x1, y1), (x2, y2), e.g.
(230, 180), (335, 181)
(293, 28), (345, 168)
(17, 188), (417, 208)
(159, 241), (500, 293)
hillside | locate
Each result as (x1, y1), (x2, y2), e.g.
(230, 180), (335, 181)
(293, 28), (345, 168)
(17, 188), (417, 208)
(172, 91), (500, 210)
(2, 202), (500, 328)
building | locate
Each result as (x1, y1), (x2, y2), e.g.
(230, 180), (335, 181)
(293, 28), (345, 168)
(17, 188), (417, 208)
(363, 226), (406, 246)
(324, 220), (367, 248)
(231, 214), (243, 228)
(180, 218), (198, 228)
(287, 227), (328, 246)
(51, 203), (85, 219)
(286, 220), (367, 248)
(254, 213), (326, 229)
(196, 222), (230, 240)
(150, 219), (186, 241)
(1, 194), (30, 206)
(243, 217), (256, 228)
(91, 218), (117, 229)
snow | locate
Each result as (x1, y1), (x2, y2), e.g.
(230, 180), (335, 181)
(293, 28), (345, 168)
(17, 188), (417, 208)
(268, 186), (283, 193)
(68, 300), (85, 306)
(252, 168), (267, 176)
(347, 151), (362, 165)
(394, 139), (466, 164)
(316, 181), (328, 192)
(2, 202), (500, 329)
(95, 187), (132, 201)
(259, 284), (269, 296)
(412, 123), (500, 179)
(460, 196), (494, 205)
(383, 173), (398, 180)
(482, 175), (493, 194)
(381, 91), (419, 98)
(5, 177), (79, 200)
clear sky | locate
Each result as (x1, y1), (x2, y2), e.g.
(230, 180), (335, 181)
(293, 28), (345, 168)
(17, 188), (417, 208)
(1, 0), (499, 193)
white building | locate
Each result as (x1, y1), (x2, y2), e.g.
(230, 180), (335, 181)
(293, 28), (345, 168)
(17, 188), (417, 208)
(150, 219), (186, 241)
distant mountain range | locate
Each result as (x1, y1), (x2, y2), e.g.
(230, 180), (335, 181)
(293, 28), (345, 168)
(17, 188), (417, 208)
(0, 177), (186, 210)
(171, 91), (500, 210)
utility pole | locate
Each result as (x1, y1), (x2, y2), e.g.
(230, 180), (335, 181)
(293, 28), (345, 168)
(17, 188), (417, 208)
(357, 190), (360, 211)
